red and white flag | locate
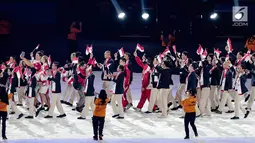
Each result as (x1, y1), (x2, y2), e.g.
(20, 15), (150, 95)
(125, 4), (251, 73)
(47, 55), (52, 66)
(163, 47), (171, 55)
(227, 38), (233, 52)
(72, 57), (79, 64)
(118, 47), (125, 57)
(201, 48), (208, 59)
(136, 43), (144, 52)
(196, 44), (204, 55)
(214, 48), (222, 59)
(244, 50), (251, 62)
(157, 53), (164, 63)
(172, 45), (177, 54)
(85, 45), (93, 55)
(35, 44), (40, 50)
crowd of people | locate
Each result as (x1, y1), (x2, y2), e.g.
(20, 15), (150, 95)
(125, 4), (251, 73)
(0, 38), (255, 140)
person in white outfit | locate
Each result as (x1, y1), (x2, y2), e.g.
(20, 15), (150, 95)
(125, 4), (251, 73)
(45, 62), (66, 118)
(231, 64), (248, 120)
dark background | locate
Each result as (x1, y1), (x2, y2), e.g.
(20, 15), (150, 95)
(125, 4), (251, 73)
(1, 0), (255, 72)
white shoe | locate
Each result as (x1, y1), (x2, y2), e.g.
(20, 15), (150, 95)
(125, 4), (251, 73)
(158, 114), (167, 118)
(201, 113), (211, 117)
(133, 107), (141, 112)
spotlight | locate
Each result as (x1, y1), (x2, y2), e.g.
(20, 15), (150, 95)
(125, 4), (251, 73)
(142, 13), (149, 20)
(210, 13), (218, 19)
(118, 12), (125, 19)
(235, 13), (243, 20)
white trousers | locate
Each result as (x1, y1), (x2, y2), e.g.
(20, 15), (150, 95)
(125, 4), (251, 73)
(234, 91), (245, 117)
(63, 85), (74, 102)
(199, 87), (211, 115)
(69, 89), (79, 104)
(175, 84), (186, 104)
(197, 88), (201, 104)
(48, 93), (65, 116)
(126, 88), (133, 104)
(17, 86), (25, 104)
(159, 89), (171, 116)
(147, 88), (159, 112)
(210, 85), (220, 109)
(28, 97), (36, 116)
(103, 81), (112, 98)
(247, 86), (255, 110)
(111, 94), (124, 117)
(81, 96), (95, 118)
(218, 91), (234, 112)
(8, 99), (21, 116)
(167, 85), (176, 108)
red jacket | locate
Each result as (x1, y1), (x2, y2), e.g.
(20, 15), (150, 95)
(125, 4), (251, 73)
(77, 67), (86, 86)
(135, 56), (151, 89)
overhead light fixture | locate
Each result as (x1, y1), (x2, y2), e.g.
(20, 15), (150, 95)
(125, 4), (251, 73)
(142, 13), (149, 20)
(118, 12), (126, 19)
(210, 13), (218, 19)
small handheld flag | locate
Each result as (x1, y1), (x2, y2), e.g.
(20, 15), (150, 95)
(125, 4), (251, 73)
(201, 48), (208, 59)
(136, 43), (144, 52)
(163, 47), (171, 55)
(227, 38), (233, 52)
(48, 55), (52, 66)
(172, 45), (177, 53)
(196, 44), (204, 55)
(85, 45), (93, 55)
(157, 53), (164, 63)
(118, 47), (125, 57)
(214, 48), (222, 59)
(32, 44), (40, 53)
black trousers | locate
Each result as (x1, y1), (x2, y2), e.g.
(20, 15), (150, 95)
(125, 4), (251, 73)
(67, 39), (78, 57)
(0, 111), (7, 138)
(184, 112), (198, 137)
(92, 116), (105, 137)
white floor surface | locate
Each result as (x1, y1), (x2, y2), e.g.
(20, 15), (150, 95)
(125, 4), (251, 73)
(4, 72), (255, 143)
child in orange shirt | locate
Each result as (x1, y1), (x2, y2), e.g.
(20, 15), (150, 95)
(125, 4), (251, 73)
(0, 68), (9, 140)
(92, 90), (109, 141)
(181, 89), (198, 139)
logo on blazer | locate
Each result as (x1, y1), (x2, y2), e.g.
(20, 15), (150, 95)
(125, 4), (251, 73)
(232, 6), (248, 26)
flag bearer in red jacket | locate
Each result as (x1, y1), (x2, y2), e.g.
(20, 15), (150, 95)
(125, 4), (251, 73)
(133, 51), (152, 112)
